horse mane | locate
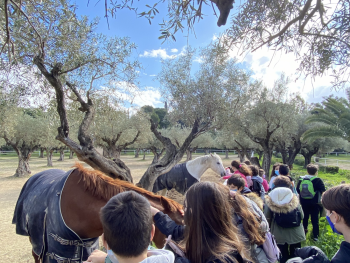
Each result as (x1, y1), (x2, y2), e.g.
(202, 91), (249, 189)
(73, 163), (183, 213)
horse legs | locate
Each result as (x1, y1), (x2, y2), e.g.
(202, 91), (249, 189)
(160, 188), (168, 196)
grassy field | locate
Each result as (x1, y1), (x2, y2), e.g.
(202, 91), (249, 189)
(0, 152), (348, 262)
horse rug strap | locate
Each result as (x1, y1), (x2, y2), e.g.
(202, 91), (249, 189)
(12, 169), (99, 263)
(152, 162), (198, 195)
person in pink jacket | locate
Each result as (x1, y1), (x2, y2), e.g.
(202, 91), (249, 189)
(259, 168), (269, 192)
(222, 160), (252, 187)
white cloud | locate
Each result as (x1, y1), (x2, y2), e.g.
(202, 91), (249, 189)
(140, 48), (176, 59)
(171, 48), (178, 53)
(212, 34), (218, 41)
(228, 45), (342, 103)
(149, 74), (157, 77)
(133, 88), (162, 108)
(194, 57), (203, 63)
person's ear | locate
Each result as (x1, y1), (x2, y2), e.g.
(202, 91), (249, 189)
(150, 224), (155, 241)
(333, 211), (342, 224)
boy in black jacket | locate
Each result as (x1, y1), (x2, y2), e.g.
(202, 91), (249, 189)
(296, 164), (326, 241)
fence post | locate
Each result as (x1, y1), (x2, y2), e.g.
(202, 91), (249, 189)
(337, 160), (339, 166)
(325, 159), (327, 165)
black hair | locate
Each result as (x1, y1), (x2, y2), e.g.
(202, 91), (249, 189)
(100, 191), (153, 257)
(278, 164), (290, 176)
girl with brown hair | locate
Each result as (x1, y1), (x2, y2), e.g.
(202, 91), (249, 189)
(152, 182), (267, 263)
(223, 160), (253, 187)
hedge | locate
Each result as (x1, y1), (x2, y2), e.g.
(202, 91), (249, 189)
(319, 166), (340, 174)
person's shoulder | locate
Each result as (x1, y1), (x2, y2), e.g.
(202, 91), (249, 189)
(331, 241), (350, 263)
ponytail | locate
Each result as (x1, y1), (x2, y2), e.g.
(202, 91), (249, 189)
(231, 160), (252, 177)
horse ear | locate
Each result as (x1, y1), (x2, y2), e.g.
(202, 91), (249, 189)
(210, 153), (213, 156)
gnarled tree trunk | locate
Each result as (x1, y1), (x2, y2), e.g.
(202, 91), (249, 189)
(225, 149), (229, 159)
(135, 148), (140, 158)
(57, 148), (65, 161)
(46, 148), (54, 167)
(138, 120), (199, 191)
(33, 56), (132, 182)
(186, 146), (197, 161)
(39, 147), (45, 158)
(69, 150), (74, 159)
(150, 147), (165, 164)
(301, 146), (319, 168)
(14, 146), (33, 177)
(143, 150), (146, 160)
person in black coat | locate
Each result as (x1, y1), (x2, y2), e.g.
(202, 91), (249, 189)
(151, 181), (253, 263)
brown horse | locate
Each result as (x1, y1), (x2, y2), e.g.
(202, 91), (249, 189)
(15, 163), (184, 263)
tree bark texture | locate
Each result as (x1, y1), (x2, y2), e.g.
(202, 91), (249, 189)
(69, 150), (74, 159)
(150, 147), (165, 164)
(301, 146), (319, 168)
(57, 148), (65, 161)
(39, 148), (45, 158)
(46, 148), (54, 167)
(33, 55), (132, 182)
(143, 150), (146, 160)
(225, 149), (229, 159)
(262, 147), (273, 179)
(135, 148), (140, 158)
(14, 146), (32, 177)
(138, 119), (199, 191)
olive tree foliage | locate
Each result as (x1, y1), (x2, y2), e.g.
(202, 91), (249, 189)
(137, 44), (251, 190)
(224, 0), (349, 89)
(106, 0), (349, 88)
(93, 95), (149, 159)
(236, 75), (299, 177)
(0, 0), (140, 181)
(0, 108), (46, 177)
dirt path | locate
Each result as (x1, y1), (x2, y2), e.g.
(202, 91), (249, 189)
(0, 153), (236, 262)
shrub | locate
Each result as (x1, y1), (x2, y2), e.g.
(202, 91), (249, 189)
(319, 166), (339, 174)
(294, 159), (305, 166)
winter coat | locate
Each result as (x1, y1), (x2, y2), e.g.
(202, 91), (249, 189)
(262, 178), (269, 192)
(243, 191), (264, 211)
(264, 187), (306, 245)
(269, 175), (277, 190)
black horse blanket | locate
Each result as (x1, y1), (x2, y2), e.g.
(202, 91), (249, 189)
(13, 169), (99, 263)
(152, 162), (198, 195)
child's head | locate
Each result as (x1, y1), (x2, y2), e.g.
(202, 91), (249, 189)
(271, 163), (281, 177)
(100, 191), (154, 258)
(248, 165), (259, 176)
(273, 176), (292, 188)
(244, 160), (251, 165)
(278, 164), (290, 176)
(322, 184), (350, 230)
(231, 160), (252, 177)
(227, 175), (245, 192)
(258, 169), (265, 178)
(306, 164), (318, 175)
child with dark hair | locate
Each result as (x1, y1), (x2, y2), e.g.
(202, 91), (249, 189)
(270, 165), (298, 194)
(296, 164), (325, 241)
(227, 175), (264, 211)
(259, 169), (269, 192)
(249, 165), (265, 200)
(269, 163), (281, 190)
(84, 191), (174, 263)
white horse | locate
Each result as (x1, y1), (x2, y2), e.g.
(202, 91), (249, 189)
(152, 153), (226, 196)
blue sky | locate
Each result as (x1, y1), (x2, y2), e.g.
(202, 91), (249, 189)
(74, 1), (340, 108)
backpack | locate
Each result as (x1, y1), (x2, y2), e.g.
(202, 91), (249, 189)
(250, 179), (263, 196)
(274, 208), (302, 228)
(299, 176), (317, 199)
(262, 232), (281, 263)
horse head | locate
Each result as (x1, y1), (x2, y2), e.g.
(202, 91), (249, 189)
(208, 153), (226, 177)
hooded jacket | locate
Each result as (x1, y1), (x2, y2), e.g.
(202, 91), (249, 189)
(264, 187), (305, 245)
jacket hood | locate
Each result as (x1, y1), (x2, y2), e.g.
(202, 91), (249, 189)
(252, 175), (263, 183)
(302, 175), (315, 180)
(265, 188), (299, 214)
(242, 187), (252, 194)
(244, 192), (264, 211)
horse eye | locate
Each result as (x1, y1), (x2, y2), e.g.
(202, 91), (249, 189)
(217, 162), (220, 165)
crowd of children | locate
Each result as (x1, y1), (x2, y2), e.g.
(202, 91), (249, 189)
(84, 160), (349, 263)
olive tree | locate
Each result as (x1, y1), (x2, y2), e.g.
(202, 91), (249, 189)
(1, 0), (140, 181)
(137, 44), (251, 190)
(0, 109), (46, 177)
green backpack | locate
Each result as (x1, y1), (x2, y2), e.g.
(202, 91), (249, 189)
(299, 176), (316, 199)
